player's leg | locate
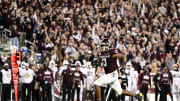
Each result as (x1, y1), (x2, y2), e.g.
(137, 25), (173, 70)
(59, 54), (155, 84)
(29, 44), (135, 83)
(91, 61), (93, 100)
(94, 74), (115, 101)
(95, 86), (101, 101)
(110, 79), (142, 101)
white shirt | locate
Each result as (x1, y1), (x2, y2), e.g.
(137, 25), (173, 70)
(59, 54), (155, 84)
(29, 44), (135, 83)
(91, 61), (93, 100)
(20, 69), (35, 84)
(171, 70), (180, 85)
(64, 46), (77, 56)
(1, 69), (11, 84)
(128, 68), (138, 89)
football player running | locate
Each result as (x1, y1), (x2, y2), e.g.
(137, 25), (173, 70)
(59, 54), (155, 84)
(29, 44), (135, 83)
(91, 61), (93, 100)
(94, 38), (142, 101)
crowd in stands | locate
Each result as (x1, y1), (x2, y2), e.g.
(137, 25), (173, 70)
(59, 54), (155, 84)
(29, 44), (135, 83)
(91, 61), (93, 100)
(0, 0), (180, 69)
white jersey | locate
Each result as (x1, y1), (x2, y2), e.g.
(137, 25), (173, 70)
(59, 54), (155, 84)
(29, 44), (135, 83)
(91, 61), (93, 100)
(84, 68), (95, 91)
(57, 67), (65, 76)
(171, 70), (180, 85)
(20, 69), (35, 84)
(50, 66), (58, 79)
(1, 69), (11, 84)
(171, 70), (180, 100)
(128, 68), (138, 91)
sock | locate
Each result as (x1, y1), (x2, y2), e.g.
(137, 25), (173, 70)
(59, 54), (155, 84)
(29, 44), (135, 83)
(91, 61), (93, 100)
(96, 98), (101, 101)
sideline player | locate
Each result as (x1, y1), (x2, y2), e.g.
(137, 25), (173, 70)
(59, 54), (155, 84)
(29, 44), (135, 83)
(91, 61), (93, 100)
(171, 64), (180, 100)
(94, 38), (142, 101)
(126, 62), (139, 101)
(159, 66), (173, 101)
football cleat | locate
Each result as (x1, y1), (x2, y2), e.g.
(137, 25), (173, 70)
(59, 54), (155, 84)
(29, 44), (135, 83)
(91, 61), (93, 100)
(135, 93), (143, 101)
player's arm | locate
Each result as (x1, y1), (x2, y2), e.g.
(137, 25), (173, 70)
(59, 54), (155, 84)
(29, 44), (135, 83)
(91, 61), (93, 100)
(72, 73), (75, 89)
(94, 66), (102, 80)
(118, 67), (122, 79)
(112, 53), (126, 62)
(0, 70), (2, 83)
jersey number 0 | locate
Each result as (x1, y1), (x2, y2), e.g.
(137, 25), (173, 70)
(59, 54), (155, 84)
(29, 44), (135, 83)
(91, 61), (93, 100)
(101, 58), (107, 67)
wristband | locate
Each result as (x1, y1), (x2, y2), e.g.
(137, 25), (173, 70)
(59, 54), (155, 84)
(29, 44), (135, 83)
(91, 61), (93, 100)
(118, 77), (121, 79)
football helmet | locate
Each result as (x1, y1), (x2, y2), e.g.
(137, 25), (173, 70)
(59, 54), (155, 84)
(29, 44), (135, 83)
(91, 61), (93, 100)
(101, 38), (110, 52)
(63, 60), (69, 66)
(75, 61), (81, 67)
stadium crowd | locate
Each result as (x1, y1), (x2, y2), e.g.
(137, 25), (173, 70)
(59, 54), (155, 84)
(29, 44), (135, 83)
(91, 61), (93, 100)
(0, 0), (180, 101)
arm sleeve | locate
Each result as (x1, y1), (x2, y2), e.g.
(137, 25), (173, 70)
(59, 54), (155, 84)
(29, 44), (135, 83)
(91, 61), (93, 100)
(81, 72), (84, 85)
(149, 74), (151, 87)
(51, 70), (54, 83)
(0, 71), (2, 83)
(153, 75), (157, 82)
(169, 72), (173, 84)
(137, 73), (142, 85)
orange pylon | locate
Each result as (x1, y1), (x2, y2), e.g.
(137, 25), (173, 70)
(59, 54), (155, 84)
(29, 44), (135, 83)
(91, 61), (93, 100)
(11, 52), (20, 101)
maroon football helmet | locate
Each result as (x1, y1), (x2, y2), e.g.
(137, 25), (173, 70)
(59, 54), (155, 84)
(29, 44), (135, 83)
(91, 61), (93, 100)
(101, 38), (110, 52)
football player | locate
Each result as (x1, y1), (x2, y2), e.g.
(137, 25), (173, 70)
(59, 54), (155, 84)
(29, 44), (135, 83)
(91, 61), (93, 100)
(171, 64), (180, 101)
(159, 66), (173, 101)
(94, 38), (142, 101)
(126, 62), (139, 101)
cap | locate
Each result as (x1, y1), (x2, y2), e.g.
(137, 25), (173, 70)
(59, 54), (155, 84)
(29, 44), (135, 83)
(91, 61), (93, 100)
(3, 63), (9, 67)
(25, 63), (29, 66)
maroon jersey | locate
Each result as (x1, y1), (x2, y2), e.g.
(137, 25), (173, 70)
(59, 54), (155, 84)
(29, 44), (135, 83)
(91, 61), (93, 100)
(42, 68), (54, 84)
(99, 49), (118, 74)
(62, 68), (73, 83)
(138, 72), (151, 87)
(73, 71), (84, 85)
(36, 68), (44, 81)
(159, 72), (173, 85)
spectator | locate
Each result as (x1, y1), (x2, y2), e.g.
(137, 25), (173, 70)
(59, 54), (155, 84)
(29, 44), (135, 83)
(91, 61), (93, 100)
(65, 42), (77, 57)
(165, 52), (175, 70)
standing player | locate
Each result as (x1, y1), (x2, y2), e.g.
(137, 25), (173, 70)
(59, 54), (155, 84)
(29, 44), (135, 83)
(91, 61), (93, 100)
(119, 65), (128, 101)
(61, 63), (73, 101)
(138, 66), (151, 101)
(94, 38), (142, 101)
(171, 64), (180, 100)
(126, 62), (139, 101)
(42, 63), (54, 101)
(153, 69), (161, 101)
(159, 66), (173, 101)
(72, 63), (84, 101)
(84, 62), (95, 101)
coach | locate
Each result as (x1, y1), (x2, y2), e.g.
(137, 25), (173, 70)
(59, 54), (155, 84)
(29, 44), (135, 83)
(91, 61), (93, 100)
(20, 63), (35, 101)
(0, 63), (11, 101)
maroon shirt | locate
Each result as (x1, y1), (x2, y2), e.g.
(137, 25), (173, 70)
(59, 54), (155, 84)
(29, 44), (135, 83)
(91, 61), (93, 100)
(159, 72), (173, 85)
(62, 68), (73, 83)
(42, 68), (54, 84)
(99, 49), (118, 74)
(138, 72), (151, 87)
(73, 70), (84, 85)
